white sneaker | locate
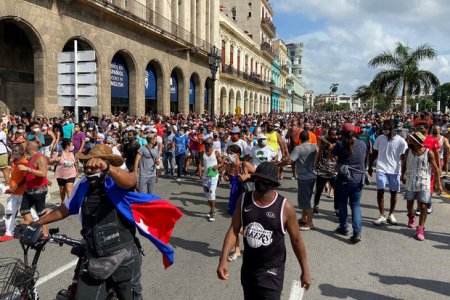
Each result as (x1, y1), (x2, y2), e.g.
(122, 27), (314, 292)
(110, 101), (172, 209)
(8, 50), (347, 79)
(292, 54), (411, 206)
(208, 211), (216, 222)
(176, 178), (181, 182)
(373, 215), (387, 226)
(387, 214), (397, 225)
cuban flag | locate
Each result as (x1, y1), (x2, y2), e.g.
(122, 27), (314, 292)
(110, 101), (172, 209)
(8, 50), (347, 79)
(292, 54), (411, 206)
(65, 177), (183, 268)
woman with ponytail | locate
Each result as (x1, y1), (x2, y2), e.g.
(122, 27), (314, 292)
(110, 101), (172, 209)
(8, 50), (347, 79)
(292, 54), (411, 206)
(332, 123), (367, 244)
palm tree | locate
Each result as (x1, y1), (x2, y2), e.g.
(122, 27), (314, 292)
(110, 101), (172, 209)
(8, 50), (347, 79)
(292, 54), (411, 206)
(330, 83), (339, 94)
(368, 42), (440, 113)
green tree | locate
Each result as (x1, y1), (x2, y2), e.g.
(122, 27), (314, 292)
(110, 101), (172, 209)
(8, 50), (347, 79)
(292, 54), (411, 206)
(330, 83), (339, 94)
(368, 42), (440, 113)
(433, 82), (450, 110)
(409, 97), (436, 111)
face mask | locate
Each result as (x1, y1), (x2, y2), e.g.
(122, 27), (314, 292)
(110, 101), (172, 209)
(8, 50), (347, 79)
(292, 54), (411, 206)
(228, 154), (236, 164)
(407, 143), (415, 150)
(12, 154), (22, 160)
(255, 181), (272, 193)
(42, 126), (47, 131)
(432, 130), (438, 135)
(213, 134), (218, 139)
(83, 117), (88, 121)
(69, 145), (74, 151)
(267, 127), (273, 132)
(179, 131), (184, 136)
(32, 128), (40, 133)
(191, 129), (196, 134)
(260, 140), (267, 147)
(17, 129), (24, 133)
(331, 123), (336, 127)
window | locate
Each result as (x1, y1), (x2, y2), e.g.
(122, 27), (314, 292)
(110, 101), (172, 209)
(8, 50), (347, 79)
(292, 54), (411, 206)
(248, 12), (251, 18)
(230, 45), (234, 66)
(237, 50), (241, 71)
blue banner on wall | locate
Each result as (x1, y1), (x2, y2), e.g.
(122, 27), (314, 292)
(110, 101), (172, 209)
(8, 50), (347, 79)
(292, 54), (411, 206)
(111, 55), (129, 99)
(189, 79), (195, 105)
(170, 75), (178, 102)
(204, 87), (208, 104)
(145, 65), (157, 100)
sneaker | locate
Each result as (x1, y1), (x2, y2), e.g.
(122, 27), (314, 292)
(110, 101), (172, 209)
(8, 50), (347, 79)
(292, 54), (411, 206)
(176, 178), (181, 182)
(415, 226), (425, 241)
(387, 214), (397, 225)
(334, 227), (349, 236)
(313, 206), (319, 215)
(350, 233), (361, 244)
(415, 207), (420, 216)
(208, 211), (216, 222)
(0, 235), (14, 242)
(291, 176), (296, 181)
(373, 215), (387, 226)
(407, 215), (416, 228)
(427, 205), (432, 214)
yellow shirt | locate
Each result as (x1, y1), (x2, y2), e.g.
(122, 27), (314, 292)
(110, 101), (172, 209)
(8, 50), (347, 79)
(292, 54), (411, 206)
(264, 131), (279, 152)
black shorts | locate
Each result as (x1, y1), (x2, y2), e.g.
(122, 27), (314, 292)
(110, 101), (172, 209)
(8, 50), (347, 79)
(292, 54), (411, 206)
(56, 177), (76, 186)
(242, 284), (281, 300)
(20, 188), (48, 216)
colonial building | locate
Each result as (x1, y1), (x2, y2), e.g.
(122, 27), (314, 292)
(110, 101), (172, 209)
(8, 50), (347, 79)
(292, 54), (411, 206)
(272, 39), (290, 112)
(287, 43), (306, 112)
(0, 0), (219, 116)
(218, 11), (271, 114)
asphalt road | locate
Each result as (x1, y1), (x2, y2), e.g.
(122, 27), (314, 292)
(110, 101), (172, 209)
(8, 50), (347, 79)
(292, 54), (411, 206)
(1, 169), (450, 300)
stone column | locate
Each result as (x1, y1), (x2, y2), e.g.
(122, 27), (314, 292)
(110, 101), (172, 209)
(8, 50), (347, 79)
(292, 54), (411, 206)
(190, 0), (196, 44)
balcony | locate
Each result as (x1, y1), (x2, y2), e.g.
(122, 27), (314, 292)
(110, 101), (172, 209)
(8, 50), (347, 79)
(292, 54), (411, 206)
(281, 65), (289, 74)
(89, 0), (210, 52)
(221, 65), (268, 87)
(261, 17), (276, 38)
(260, 42), (277, 59)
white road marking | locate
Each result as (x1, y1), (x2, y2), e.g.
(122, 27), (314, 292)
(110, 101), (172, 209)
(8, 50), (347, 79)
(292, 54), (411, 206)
(289, 280), (305, 300)
(36, 259), (78, 287)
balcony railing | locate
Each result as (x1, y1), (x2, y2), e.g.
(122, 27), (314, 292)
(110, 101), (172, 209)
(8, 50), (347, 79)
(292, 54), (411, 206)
(91, 0), (210, 52)
(281, 65), (289, 73)
(260, 42), (277, 58)
(222, 65), (269, 87)
(261, 17), (276, 36)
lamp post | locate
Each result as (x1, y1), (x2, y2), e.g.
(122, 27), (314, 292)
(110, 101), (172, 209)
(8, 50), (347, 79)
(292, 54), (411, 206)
(208, 45), (221, 122)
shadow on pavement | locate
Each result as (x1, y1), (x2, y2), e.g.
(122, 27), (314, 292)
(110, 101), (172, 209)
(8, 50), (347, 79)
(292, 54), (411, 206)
(169, 236), (221, 257)
(318, 283), (402, 299)
(369, 272), (450, 297)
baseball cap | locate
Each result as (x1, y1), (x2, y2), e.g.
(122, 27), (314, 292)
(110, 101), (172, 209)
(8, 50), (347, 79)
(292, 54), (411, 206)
(256, 134), (267, 140)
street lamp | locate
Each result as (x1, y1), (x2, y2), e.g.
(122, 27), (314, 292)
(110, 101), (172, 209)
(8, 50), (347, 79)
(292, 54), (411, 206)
(269, 80), (275, 113)
(208, 45), (221, 122)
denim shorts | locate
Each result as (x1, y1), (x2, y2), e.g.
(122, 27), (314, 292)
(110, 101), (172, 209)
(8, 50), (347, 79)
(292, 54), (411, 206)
(203, 177), (219, 201)
(376, 172), (401, 192)
(404, 190), (430, 203)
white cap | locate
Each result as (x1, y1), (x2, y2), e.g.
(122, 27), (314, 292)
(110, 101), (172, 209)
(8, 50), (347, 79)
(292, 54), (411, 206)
(256, 134), (267, 140)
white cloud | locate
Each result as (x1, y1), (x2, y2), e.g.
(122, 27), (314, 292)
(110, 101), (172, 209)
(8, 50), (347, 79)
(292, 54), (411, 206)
(273, 0), (450, 94)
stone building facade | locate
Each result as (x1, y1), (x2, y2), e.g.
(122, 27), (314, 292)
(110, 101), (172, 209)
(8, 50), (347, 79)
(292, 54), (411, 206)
(218, 12), (271, 114)
(0, 0), (219, 117)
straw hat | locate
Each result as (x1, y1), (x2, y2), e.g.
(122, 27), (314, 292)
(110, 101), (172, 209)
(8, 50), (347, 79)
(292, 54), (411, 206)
(76, 144), (124, 167)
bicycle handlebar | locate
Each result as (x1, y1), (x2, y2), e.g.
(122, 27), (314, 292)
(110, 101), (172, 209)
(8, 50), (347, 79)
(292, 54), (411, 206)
(46, 234), (83, 248)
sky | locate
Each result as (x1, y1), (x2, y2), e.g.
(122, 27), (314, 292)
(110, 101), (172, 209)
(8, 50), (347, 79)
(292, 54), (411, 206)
(272, 0), (450, 95)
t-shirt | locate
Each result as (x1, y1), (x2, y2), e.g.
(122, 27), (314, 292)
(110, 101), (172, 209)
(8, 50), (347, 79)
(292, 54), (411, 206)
(162, 133), (175, 152)
(62, 123), (74, 139)
(10, 157), (28, 195)
(174, 134), (189, 156)
(250, 145), (277, 167)
(373, 135), (408, 174)
(137, 145), (159, 178)
(332, 139), (366, 181)
(136, 135), (148, 146)
(423, 135), (440, 153)
(290, 143), (318, 180)
(225, 138), (250, 155)
(72, 131), (86, 153)
(0, 131), (7, 154)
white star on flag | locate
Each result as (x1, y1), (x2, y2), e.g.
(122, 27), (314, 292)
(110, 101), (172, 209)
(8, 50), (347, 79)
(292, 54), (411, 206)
(136, 218), (149, 234)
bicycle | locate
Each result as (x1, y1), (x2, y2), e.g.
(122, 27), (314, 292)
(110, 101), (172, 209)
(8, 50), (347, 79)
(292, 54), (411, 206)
(0, 226), (99, 300)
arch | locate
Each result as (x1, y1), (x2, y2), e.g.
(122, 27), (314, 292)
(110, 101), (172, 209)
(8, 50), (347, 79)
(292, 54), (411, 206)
(204, 77), (213, 114)
(228, 89), (235, 115)
(145, 59), (164, 114)
(190, 72), (201, 113)
(0, 17), (45, 115)
(220, 86), (227, 114)
(236, 90), (242, 112)
(244, 90), (249, 114)
(170, 67), (185, 113)
(249, 92), (254, 113)
(110, 50), (137, 115)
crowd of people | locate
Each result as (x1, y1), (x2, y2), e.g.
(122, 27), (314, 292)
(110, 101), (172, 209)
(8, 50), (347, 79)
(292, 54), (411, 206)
(1, 107), (449, 299)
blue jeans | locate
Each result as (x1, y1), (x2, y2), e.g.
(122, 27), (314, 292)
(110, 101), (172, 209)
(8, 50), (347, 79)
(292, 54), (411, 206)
(335, 179), (363, 234)
(175, 153), (186, 178)
(163, 151), (175, 176)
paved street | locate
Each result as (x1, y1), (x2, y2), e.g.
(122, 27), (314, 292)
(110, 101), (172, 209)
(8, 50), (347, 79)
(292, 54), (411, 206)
(1, 168), (450, 299)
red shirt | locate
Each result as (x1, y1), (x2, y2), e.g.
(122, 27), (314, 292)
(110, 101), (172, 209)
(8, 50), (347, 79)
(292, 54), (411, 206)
(155, 124), (164, 137)
(423, 135), (440, 152)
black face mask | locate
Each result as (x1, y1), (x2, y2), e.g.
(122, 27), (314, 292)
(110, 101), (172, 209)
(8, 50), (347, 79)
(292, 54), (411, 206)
(407, 143), (415, 150)
(213, 134), (218, 139)
(255, 180), (273, 193)
(267, 127), (273, 132)
(432, 130), (438, 135)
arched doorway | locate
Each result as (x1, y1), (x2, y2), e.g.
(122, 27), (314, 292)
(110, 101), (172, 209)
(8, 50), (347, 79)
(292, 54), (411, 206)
(145, 64), (157, 114)
(244, 90), (249, 114)
(204, 78), (212, 114)
(228, 89), (235, 115)
(61, 37), (97, 116)
(189, 73), (200, 113)
(0, 18), (44, 116)
(170, 68), (184, 113)
(220, 87), (227, 114)
(111, 52), (131, 114)
(236, 90), (242, 114)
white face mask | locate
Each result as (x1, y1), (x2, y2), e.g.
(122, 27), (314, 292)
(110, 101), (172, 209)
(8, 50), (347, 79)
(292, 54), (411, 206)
(227, 154), (236, 164)
(17, 129), (24, 133)
(260, 140), (267, 147)
(42, 126), (47, 131)
(32, 128), (40, 133)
